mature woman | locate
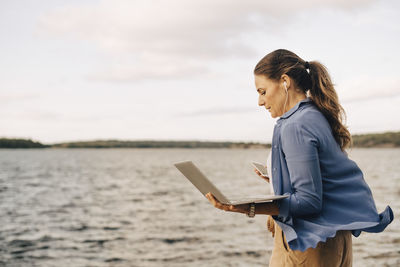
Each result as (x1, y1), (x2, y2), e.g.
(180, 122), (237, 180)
(206, 49), (393, 266)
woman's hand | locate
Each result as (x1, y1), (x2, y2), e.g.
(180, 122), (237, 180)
(205, 192), (249, 214)
(206, 192), (280, 216)
(254, 168), (270, 183)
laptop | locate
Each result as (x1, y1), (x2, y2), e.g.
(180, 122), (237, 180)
(174, 160), (288, 205)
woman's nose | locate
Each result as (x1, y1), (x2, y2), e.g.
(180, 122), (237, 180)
(258, 96), (264, 106)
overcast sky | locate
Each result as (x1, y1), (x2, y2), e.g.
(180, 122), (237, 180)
(1, 0), (399, 144)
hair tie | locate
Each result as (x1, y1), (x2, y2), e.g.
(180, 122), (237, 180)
(305, 61), (310, 70)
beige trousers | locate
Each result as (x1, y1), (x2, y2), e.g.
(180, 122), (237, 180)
(267, 216), (353, 267)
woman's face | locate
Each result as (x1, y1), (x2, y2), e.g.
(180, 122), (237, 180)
(255, 74), (286, 118)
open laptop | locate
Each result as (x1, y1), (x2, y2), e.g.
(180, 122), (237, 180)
(174, 161), (288, 205)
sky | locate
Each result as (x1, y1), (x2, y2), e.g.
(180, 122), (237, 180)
(1, 0), (399, 144)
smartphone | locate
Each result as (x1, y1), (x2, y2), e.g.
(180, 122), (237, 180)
(252, 161), (268, 177)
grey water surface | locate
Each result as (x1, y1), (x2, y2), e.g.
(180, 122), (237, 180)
(0, 148), (398, 267)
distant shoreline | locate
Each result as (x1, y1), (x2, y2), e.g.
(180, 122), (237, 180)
(0, 139), (269, 149)
(1, 131), (399, 149)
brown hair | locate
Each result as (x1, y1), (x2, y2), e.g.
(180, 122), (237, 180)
(254, 49), (352, 151)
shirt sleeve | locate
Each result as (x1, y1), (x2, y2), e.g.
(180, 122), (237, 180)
(277, 122), (323, 218)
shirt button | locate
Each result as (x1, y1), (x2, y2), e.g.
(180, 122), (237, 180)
(274, 145), (277, 149)
(273, 168), (276, 171)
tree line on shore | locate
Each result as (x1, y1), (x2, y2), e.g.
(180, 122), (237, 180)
(1, 131), (399, 149)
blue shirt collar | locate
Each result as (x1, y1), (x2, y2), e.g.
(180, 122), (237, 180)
(279, 97), (312, 120)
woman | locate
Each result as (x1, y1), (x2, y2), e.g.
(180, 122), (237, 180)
(205, 49), (393, 266)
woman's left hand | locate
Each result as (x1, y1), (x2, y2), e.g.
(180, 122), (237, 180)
(205, 192), (249, 214)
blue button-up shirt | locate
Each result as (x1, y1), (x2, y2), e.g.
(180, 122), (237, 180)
(271, 97), (393, 251)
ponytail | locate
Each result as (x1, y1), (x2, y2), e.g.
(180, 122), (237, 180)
(254, 49), (352, 151)
(308, 61), (352, 151)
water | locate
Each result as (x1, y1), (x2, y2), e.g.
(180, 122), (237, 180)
(0, 148), (398, 267)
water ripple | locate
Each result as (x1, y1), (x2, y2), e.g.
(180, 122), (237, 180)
(0, 148), (398, 266)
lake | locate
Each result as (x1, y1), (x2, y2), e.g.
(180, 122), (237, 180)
(0, 148), (398, 266)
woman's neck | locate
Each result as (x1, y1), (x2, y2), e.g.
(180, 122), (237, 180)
(284, 92), (307, 114)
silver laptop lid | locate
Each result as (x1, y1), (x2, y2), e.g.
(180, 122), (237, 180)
(174, 161), (230, 204)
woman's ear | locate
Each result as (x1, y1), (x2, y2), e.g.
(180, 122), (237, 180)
(281, 74), (290, 90)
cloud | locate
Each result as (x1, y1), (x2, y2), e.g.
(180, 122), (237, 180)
(86, 60), (213, 82)
(0, 92), (41, 106)
(338, 75), (400, 103)
(36, 0), (376, 81)
(177, 106), (256, 117)
(0, 108), (121, 123)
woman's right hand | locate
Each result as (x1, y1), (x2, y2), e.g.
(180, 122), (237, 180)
(254, 168), (270, 183)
